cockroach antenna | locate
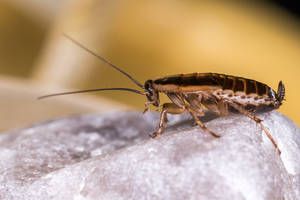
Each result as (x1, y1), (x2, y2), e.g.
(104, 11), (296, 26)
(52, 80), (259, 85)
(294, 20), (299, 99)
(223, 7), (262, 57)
(63, 34), (144, 89)
(38, 34), (146, 100)
(38, 88), (144, 100)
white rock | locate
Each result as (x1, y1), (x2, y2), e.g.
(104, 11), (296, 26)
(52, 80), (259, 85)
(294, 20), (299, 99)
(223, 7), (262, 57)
(0, 111), (299, 200)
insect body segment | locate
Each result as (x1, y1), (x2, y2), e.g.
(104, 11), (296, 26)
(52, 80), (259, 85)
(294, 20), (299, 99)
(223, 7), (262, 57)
(152, 73), (283, 113)
(146, 73), (284, 154)
(39, 35), (285, 155)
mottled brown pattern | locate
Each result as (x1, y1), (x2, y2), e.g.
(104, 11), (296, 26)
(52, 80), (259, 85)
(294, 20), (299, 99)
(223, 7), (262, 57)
(234, 79), (244, 92)
(154, 73), (219, 87)
(256, 82), (267, 96)
(154, 73), (271, 97)
(246, 79), (257, 94)
(222, 77), (234, 90)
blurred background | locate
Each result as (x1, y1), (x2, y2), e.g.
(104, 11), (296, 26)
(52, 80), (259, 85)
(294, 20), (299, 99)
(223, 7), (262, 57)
(0, 0), (299, 132)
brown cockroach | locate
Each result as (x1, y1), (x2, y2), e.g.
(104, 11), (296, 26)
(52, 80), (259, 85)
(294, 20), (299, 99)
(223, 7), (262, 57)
(39, 35), (285, 155)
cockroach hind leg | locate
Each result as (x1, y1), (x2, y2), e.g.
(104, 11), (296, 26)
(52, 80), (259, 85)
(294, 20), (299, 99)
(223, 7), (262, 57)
(250, 116), (280, 155)
(259, 122), (281, 155)
(227, 102), (281, 155)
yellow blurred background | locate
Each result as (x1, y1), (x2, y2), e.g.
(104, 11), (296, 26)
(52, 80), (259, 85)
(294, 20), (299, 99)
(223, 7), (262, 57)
(0, 0), (299, 132)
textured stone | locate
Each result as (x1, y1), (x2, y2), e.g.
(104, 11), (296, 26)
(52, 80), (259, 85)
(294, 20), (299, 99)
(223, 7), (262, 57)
(0, 111), (299, 200)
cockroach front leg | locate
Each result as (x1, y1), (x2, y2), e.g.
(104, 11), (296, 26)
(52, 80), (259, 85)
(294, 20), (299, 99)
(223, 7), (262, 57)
(228, 102), (281, 155)
(143, 101), (154, 114)
(151, 103), (186, 138)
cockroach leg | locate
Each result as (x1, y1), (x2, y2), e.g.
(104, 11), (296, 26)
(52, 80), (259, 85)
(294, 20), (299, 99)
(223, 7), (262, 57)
(228, 102), (281, 155)
(143, 101), (153, 114)
(259, 123), (281, 155)
(151, 103), (186, 138)
(188, 108), (221, 138)
(151, 109), (167, 138)
(184, 94), (205, 117)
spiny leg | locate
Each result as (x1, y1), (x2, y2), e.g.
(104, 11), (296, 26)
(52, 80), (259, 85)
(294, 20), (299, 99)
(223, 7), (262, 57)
(166, 92), (220, 138)
(150, 109), (167, 138)
(151, 103), (186, 138)
(184, 93), (205, 117)
(183, 93), (220, 137)
(228, 102), (281, 155)
(247, 113), (280, 155)
(188, 109), (221, 138)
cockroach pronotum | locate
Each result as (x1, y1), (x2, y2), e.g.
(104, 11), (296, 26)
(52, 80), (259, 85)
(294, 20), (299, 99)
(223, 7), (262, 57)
(39, 34), (285, 155)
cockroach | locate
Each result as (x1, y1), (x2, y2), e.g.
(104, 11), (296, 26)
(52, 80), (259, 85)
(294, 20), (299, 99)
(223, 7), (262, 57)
(39, 34), (285, 155)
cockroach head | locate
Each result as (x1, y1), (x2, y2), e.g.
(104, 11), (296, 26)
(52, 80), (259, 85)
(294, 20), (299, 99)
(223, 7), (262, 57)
(144, 80), (160, 107)
(275, 81), (285, 107)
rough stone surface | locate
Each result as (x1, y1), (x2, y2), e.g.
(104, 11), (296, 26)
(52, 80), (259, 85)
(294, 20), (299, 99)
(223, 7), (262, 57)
(0, 111), (299, 200)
